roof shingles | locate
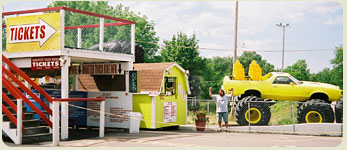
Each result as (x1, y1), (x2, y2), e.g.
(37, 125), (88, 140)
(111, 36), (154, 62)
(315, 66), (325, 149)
(134, 63), (175, 92)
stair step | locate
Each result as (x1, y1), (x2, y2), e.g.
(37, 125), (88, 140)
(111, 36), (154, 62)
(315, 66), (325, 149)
(2, 100), (15, 107)
(3, 106), (27, 113)
(2, 87), (9, 93)
(4, 93), (16, 100)
(23, 126), (50, 135)
(22, 133), (52, 144)
(10, 119), (40, 128)
(3, 112), (35, 121)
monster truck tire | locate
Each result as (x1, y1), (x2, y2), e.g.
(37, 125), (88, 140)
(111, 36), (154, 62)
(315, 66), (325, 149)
(297, 101), (305, 110)
(235, 96), (271, 126)
(335, 100), (343, 123)
(297, 99), (334, 123)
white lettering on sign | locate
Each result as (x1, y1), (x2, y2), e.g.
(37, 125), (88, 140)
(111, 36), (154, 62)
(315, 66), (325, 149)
(9, 19), (56, 47)
(31, 56), (61, 70)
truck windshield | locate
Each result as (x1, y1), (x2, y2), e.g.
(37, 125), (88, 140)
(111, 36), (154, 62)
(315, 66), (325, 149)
(288, 75), (302, 84)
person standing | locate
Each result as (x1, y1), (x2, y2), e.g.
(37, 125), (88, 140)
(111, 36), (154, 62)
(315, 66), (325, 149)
(209, 87), (231, 129)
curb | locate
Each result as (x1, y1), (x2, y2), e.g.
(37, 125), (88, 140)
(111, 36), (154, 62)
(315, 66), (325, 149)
(180, 123), (343, 137)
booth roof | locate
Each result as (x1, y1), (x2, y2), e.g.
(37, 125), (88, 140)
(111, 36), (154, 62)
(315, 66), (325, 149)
(134, 62), (175, 92)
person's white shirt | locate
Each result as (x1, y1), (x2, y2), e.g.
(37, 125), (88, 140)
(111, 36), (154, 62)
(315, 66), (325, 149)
(212, 95), (231, 112)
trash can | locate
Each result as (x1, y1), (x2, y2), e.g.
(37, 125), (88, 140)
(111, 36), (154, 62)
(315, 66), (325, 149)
(128, 112), (143, 133)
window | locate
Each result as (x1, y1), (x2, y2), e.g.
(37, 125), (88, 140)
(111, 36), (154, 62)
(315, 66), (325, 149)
(273, 76), (293, 84)
(165, 77), (176, 96)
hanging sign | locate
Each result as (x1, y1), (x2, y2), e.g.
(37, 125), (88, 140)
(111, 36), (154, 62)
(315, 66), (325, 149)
(82, 63), (121, 75)
(129, 71), (138, 93)
(31, 56), (61, 70)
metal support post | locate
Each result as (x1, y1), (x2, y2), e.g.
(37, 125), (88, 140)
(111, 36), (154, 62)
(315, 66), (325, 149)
(99, 17), (104, 52)
(61, 56), (69, 140)
(73, 75), (79, 91)
(77, 28), (82, 48)
(59, 9), (69, 140)
(131, 24), (136, 61)
(99, 101), (105, 137)
(291, 102), (296, 133)
(248, 102), (251, 132)
(16, 99), (22, 144)
(53, 101), (60, 146)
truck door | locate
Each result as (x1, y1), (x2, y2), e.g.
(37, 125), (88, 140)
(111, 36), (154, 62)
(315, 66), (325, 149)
(271, 76), (303, 101)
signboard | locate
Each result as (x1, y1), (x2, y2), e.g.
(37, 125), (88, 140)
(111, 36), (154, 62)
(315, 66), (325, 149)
(6, 13), (61, 52)
(163, 102), (177, 123)
(129, 71), (138, 93)
(31, 56), (61, 70)
(87, 91), (133, 128)
(82, 64), (120, 75)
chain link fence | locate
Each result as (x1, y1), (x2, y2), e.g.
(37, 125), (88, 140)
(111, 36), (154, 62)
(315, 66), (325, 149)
(188, 96), (343, 135)
(64, 12), (132, 54)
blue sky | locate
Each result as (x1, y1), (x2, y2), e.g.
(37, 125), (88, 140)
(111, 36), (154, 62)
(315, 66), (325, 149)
(2, 1), (343, 73)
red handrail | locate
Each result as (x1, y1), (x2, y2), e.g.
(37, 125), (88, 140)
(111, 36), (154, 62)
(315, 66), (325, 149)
(54, 98), (105, 102)
(2, 104), (25, 133)
(2, 77), (52, 128)
(3, 66), (52, 115)
(2, 92), (17, 113)
(2, 104), (18, 126)
(2, 7), (136, 24)
(2, 55), (54, 103)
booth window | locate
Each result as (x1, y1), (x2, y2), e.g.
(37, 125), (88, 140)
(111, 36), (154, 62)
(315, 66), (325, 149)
(165, 77), (176, 96)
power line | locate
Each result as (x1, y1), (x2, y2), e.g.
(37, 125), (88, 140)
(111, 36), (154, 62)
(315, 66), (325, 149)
(136, 40), (339, 53)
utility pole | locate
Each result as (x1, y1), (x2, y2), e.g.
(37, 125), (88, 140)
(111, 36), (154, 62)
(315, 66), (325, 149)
(233, 0), (239, 64)
(276, 23), (289, 72)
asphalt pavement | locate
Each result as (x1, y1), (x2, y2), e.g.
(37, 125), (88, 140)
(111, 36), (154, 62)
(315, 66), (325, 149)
(3, 126), (343, 147)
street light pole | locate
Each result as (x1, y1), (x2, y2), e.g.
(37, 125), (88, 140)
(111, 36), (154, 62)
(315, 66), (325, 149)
(276, 23), (289, 72)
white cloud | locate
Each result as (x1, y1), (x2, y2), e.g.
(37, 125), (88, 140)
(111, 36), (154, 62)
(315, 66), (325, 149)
(239, 39), (276, 50)
(324, 15), (343, 25)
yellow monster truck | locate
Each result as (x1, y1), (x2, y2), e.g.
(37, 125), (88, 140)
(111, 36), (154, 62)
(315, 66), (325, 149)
(222, 60), (343, 126)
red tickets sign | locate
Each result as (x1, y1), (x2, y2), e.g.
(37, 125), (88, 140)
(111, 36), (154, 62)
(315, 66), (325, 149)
(31, 56), (61, 70)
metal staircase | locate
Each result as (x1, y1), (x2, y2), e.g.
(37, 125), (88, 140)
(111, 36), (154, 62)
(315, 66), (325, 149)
(2, 55), (53, 144)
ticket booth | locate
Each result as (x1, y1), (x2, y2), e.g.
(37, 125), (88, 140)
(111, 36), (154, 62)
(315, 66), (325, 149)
(132, 62), (190, 129)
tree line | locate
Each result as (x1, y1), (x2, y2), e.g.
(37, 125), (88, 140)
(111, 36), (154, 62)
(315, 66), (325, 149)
(47, 2), (343, 99)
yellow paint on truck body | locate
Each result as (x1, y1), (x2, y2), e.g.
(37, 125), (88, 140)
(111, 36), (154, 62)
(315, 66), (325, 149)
(223, 72), (342, 102)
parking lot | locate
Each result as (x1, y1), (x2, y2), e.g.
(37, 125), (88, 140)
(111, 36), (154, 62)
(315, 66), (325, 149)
(3, 127), (342, 147)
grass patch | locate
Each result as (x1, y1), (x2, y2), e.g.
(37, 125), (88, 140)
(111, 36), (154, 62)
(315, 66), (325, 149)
(269, 102), (298, 125)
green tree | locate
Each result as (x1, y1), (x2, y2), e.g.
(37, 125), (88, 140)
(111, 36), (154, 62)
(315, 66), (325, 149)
(311, 68), (332, 84)
(160, 32), (207, 97)
(48, 1), (159, 62)
(200, 57), (233, 99)
(160, 32), (206, 76)
(2, 20), (6, 51)
(284, 59), (310, 81)
(238, 51), (275, 75)
(330, 47), (343, 89)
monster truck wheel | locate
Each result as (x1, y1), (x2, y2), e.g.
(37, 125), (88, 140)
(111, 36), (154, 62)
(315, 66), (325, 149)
(235, 96), (271, 126)
(335, 100), (343, 123)
(297, 99), (334, 123)
(297, 101), (305, 110)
